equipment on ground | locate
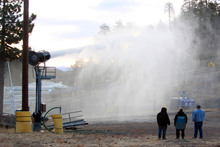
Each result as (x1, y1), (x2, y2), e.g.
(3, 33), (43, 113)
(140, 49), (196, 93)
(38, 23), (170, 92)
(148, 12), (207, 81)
(169, 91), (195, 110)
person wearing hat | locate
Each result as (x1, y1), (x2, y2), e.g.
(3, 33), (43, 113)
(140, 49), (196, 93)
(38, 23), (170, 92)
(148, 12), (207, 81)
(157, 107), (170, 140)
(174, 108), (188, 139)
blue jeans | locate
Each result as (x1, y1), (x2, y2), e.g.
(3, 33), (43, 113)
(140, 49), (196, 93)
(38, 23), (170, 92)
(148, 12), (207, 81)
(33, 122), (41, 132)
(158, 126), (167, 139)
(194, 122), (203, 138)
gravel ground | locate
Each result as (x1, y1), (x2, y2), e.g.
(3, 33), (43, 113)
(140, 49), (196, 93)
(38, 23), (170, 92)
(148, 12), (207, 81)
(0, 109), (220, 147)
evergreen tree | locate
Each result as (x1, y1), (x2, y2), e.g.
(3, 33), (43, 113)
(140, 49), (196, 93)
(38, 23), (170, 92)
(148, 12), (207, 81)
(99, 23), (110, 35)
(179, 0), (220, 60)
(0, 0), (36, 115)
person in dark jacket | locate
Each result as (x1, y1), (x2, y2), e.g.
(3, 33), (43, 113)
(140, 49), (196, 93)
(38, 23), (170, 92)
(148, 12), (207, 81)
(157, 107), (170, 139)
(174, 108), (188, 139)
(33, 110), (41, 132)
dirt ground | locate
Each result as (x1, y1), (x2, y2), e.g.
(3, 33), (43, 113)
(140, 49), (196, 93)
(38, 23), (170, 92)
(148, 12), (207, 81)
(0, 109), (220, 147)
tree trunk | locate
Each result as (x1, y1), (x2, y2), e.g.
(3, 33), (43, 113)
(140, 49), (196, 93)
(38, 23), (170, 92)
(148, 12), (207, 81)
(0, 59), (5, 115)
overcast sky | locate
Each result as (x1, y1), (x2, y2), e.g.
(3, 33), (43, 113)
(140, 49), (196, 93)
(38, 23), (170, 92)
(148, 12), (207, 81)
(29, 0), (183, 53)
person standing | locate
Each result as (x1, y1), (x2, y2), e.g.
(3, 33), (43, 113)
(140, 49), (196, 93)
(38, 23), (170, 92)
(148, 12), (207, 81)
(157, 107), (170, 140)
(33, 110), (42, 132)
(174, 108), (188, 139)
(192, 105), (205, 139)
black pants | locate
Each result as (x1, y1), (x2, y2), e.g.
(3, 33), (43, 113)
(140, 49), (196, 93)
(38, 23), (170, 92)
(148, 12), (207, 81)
(176, 129), (185, 139)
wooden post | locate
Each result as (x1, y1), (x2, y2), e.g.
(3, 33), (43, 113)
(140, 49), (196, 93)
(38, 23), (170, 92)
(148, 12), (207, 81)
(22, 0), (29, 111)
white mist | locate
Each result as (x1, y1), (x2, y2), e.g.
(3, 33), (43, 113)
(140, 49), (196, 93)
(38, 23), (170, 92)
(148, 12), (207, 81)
(50, 23), (199, 121)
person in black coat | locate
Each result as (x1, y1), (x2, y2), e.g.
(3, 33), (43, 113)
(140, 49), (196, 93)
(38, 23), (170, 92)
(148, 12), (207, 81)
(174, 108), (188, 139)
(157, 107), (170, 139)
(33, 110), (42, 132)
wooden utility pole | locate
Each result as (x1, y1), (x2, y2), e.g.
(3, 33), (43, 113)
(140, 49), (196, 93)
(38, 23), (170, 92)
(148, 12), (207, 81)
(22, 0), (29, 111)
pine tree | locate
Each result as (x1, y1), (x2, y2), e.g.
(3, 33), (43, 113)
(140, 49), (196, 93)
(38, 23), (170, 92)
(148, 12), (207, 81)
(0, 0), (36, 115)
(179, 0), (220, 60)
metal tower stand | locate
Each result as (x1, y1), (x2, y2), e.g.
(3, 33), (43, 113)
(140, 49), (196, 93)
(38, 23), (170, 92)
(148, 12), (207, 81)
(34, 66), (56, 112)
